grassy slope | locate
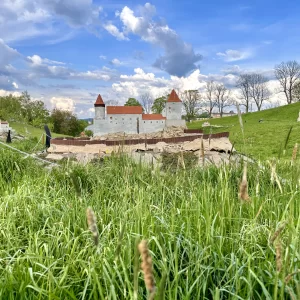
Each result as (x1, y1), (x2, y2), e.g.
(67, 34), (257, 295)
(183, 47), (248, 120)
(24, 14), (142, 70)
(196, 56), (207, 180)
(0, 152), (299, 299)
(10, 122), (67, 139)
(188, 102), (300, 160)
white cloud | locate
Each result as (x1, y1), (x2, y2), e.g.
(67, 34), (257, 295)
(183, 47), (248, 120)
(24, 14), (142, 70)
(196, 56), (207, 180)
(110, 58), (122, 66)
(108, 4), (202, 76)
(217, 49), (251, 62)
(103, 23), (129, 41)
(50, 97), (75, 111)
(12, 82), (18, 89)
(71, 70), (111, 80)
(99, 55), (106, 60)
(0, 89), (21, 97)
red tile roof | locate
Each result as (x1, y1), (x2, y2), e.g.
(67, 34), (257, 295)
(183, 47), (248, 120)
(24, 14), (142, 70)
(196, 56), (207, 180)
(94, 94), (105, 106)
(167, 89), (181, 102)
(142, 114), (166, 120)
(106, 106), (143, 114)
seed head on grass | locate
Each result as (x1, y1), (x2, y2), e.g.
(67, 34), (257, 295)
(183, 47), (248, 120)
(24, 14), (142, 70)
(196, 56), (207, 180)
(86, 207), (99, 246)
(138, 240), (156, 299)
(269, 221), (287, 244)
(275, 240), (282, 273)
(238, 163), (251, 202)
(291, 143), (298, 164)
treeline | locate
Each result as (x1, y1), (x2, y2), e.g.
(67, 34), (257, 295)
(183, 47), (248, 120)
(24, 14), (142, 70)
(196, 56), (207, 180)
(0, 92), (87, 136)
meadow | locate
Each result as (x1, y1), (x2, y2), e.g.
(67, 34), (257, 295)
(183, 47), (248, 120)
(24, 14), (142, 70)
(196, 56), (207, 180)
(0, 146), (299, 299)
(188, 102), (300, 160)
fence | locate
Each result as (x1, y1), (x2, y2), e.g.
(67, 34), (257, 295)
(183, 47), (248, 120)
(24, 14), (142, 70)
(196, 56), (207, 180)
(51, 132), (229, 146)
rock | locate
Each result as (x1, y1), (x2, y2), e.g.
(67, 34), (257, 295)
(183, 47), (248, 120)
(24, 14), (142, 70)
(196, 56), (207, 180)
(297, 111), (300, 122)
(202, 122), (210, 127)
(46, 154), (64, 161)
(208, 137), (235, 153)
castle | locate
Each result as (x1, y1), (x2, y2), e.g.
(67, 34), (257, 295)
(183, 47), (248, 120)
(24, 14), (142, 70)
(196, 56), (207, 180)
(87, 89), (186, 136)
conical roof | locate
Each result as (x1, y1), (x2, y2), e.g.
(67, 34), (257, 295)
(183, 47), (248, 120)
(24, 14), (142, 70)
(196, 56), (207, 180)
(94, 94), (105, 106)
(167, 89), (181, 102)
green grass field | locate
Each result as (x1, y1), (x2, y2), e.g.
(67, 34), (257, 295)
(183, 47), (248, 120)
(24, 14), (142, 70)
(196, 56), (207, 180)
(188, 102), (300, 160)
(0, 150), (299, 299)
(10, 122), (67, 139)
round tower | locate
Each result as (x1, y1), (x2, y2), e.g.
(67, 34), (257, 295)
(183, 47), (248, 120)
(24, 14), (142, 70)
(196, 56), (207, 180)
(94, 94), (105, 119)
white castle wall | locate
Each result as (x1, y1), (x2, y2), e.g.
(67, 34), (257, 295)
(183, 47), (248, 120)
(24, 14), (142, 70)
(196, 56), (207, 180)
(95, 106), (105, 119)
(140, 120), (165, 133)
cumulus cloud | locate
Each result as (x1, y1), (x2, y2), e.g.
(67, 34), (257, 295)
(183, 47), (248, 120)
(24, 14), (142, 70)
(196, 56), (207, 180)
(110, 58), (122, 66)
(112, 4), (202, 76)
(0, 0), (102, 42)
(50, 96), (75, 111)
(217, 49), (251, 62)
(103, 23), (129, 40)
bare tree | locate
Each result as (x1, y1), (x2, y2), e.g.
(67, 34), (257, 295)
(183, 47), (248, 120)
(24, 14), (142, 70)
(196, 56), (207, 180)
(236, 74), (252, 113)
(274, 60), (300, 104)
(214, 84), (231, 117)
(205, 81), (217, 115)
(180, 90), (201, 121)
(249, 74), (270, 111)
(140, 93), (154, 114)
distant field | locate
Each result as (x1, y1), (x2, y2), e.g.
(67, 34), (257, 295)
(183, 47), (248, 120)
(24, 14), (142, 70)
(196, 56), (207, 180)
(188, 102), (300, 160)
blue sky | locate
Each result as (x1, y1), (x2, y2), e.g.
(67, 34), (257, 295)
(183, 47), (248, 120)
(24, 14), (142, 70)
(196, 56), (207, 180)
(0, 0), (300, 116)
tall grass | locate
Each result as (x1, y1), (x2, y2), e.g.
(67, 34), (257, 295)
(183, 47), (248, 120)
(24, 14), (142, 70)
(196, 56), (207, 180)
(0, 149), (299, 299)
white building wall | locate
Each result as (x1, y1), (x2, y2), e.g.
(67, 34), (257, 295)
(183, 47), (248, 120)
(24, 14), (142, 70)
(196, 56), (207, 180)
(95, 106), (105, 119)
(165, 102), (182, 120)
(164, 102), (186, 127)
(140, 120), (166, 133)
(0, 123), (11, 133)
(90, 114), (142, 135)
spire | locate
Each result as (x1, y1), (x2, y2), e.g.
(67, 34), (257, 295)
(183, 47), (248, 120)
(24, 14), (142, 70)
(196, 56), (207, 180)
(94, 94), (105, 107)
(167, 89), (181, 102)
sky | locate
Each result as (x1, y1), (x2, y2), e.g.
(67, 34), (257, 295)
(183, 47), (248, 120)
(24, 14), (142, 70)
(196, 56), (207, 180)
(1, 0), (300, 117)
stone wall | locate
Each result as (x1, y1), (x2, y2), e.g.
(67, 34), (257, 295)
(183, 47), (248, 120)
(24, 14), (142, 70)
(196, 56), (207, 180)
(51, 132), (229, 146)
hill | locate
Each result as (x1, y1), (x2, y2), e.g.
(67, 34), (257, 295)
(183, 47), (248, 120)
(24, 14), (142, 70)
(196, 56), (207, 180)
(10, 122), (67, 139)
(188, 102), (300, 160)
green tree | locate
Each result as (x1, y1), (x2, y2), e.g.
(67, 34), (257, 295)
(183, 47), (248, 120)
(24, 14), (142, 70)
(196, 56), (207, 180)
(50, 109), (88, 136)
(124, 98), (142, 106)
(151, 96), (167, 114)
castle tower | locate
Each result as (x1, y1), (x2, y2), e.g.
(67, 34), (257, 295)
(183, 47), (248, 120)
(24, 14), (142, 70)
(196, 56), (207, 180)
(163, 89), (186, 127)
(94, 94), (105, 119)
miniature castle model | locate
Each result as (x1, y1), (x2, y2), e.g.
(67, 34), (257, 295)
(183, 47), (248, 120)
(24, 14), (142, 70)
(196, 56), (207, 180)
(86, 89), (185, 136)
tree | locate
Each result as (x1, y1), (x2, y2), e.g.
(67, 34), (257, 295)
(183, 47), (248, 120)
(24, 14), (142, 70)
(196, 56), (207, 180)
(124, 98), (142, 106)
(248, 74), (270, 111)
(151, 96), (167, 114)
(205, 81), (217, 115)
(214, 84), (231, 117)
(50, 109), (87, 136)
(180, 90), (201, 121)
(140, 93), (154, 114)
(236, 74), (252, 113)
(292, 80), (300, 102)
(274, 60), (300, 104)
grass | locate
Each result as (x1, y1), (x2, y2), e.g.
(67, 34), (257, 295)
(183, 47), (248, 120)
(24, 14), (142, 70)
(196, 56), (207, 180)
(0, 149), (299, 299)
(188, 102), (300, 160)
(10, 122), (67, 139)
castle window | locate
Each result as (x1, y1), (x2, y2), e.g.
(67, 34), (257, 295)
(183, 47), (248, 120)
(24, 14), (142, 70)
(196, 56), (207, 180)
(144, 121), (145, 123)
(110, 116), (112, 120)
